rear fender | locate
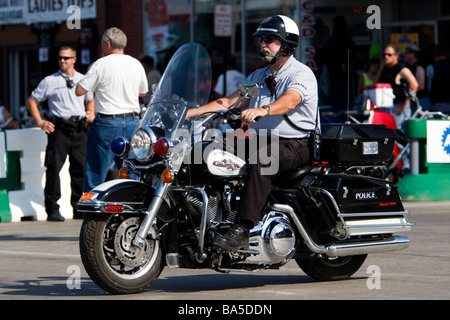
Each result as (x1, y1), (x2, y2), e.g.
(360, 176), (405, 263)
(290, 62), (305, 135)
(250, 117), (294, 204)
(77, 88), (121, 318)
(77, 179), (153, 214)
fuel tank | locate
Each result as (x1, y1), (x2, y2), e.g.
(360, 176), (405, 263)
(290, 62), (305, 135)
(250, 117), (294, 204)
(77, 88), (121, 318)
(204, 148), (247, 177)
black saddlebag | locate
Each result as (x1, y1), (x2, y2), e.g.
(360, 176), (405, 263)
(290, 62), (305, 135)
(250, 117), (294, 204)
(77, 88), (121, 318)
(315, 174), (405, 213)
(320, 123), (396, 165)
(312, 174), (411, 237)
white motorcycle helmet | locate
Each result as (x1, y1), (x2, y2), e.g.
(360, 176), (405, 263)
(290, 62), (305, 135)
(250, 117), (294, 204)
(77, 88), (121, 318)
(253, 15), (299, 62)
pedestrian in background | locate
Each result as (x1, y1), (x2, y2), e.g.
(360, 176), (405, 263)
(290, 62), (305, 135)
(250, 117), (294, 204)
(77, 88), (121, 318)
(0, 99), (20, 129)
(27, 46), (94, 221)
(140, 55), (162, 105)
(356, 57), (381, 95)
(76, 27), (148, 192)
(404, 44), (431, 110)
(214, 54), (246, 98)
(426, 44), (450, 114)
(378, 43), (418, 128)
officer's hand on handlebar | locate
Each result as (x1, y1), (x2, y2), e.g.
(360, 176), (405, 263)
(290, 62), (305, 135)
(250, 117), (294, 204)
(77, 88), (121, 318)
(241, 108), (266, 123)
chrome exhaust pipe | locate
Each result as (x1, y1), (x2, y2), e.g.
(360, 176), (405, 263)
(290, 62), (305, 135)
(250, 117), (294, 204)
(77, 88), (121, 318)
(273, 204), (410, 257)
(324, 236), (409, 257)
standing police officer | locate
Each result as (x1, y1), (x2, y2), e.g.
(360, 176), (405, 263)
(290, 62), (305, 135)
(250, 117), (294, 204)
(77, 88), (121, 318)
(27, 46), (94, 221)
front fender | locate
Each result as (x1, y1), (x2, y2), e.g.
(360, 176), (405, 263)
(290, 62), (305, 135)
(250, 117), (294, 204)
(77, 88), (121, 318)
(78, 179), (154, 214)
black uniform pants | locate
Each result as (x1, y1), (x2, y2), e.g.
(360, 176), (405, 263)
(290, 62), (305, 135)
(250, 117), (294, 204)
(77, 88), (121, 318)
(236, 138), (310, 228)
(44, 125), (87, 217)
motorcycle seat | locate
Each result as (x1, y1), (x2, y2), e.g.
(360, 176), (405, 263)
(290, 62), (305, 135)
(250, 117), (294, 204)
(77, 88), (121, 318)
(272, 165), (314, 188)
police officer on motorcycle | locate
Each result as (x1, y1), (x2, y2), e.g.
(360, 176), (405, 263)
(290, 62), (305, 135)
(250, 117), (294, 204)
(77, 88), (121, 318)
(188, 15), (319, 251)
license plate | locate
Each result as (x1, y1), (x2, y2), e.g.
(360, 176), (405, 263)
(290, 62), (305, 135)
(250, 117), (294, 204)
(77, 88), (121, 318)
(362, 141), (378, 155)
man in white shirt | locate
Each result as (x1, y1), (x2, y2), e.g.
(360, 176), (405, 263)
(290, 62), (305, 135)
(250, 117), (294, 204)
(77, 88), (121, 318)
(76, 27), (148, 191)
(214, 55), (246, 97)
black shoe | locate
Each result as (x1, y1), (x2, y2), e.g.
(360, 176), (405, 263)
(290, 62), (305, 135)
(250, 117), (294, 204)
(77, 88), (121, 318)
(213, 224), (249, 251)
(47, 214), (65, 222)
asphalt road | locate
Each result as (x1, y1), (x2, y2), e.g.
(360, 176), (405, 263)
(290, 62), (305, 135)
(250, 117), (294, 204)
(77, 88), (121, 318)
(0, 201), (449, 302)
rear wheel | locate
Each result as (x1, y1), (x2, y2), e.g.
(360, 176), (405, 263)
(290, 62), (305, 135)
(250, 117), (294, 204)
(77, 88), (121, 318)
(79, 212), (164, 294)
(296, 254), (367, 281)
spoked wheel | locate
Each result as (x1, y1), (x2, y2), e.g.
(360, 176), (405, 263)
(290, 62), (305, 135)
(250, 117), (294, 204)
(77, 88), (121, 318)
(79, 213), (164, 294)
(296, 254), (367, 281)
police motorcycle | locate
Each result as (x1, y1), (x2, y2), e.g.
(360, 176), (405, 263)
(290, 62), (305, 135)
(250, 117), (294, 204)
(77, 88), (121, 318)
(78, 43), (413, 295)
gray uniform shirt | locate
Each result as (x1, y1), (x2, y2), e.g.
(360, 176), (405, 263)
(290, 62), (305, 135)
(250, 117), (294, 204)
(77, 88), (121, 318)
(247, 56), (318, 138)
(31, 70), (93, 120)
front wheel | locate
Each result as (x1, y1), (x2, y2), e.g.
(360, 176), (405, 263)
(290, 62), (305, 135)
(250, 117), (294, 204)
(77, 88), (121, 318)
(296, 254), (367, 281)
(79, 212), (164, 294)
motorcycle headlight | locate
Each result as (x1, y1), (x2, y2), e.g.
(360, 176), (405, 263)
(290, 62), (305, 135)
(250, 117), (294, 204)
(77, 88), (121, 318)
(130, 127), (157, 162)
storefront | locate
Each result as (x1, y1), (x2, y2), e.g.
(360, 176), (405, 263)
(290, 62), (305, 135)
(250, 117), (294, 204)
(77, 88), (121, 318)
(1, 0), (450, 125)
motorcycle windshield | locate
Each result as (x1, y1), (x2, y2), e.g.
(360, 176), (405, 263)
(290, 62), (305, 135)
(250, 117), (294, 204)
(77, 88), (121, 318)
(140, 43), (212, 136)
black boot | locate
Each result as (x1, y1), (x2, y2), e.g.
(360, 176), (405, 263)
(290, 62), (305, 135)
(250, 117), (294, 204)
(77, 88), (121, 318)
(213, 224), (249, 251)
(47, 213), (65, 222)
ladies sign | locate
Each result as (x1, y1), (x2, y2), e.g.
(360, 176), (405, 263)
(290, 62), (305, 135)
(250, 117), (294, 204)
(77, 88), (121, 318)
(0, 0), (96, 25)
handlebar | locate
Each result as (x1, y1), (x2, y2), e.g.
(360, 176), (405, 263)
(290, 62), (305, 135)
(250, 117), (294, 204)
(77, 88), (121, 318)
(411, 106), (449, 120)
(193, 107), (261, 132)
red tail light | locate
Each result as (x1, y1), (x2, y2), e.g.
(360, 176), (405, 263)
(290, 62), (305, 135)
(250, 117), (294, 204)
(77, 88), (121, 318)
(105, 204), (123, 212)
(379, 202), (396, 207)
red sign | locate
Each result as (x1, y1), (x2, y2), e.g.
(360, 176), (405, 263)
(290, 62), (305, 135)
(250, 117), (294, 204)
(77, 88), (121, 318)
(304, 46), (316, 58)
(302, 1), (314, 12)
(300, 27), (315, 39)
(214, 4), (232, 37)
(301, 14), (315, 25)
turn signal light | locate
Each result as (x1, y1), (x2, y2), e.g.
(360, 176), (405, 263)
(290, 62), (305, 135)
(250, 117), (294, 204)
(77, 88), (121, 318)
(80, 192), (96, 200)
(161, 168), (173, 183)
(118, 167), (129, 179)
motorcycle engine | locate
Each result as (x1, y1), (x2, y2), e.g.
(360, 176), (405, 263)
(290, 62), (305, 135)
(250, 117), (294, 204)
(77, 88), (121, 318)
(246, 211), (296, 265)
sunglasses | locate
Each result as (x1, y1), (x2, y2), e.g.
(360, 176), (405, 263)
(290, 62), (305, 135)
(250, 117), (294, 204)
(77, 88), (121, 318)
(58, 56), (74, 61)
(265, 75), (277, 95)
(258, 37), (275, 45)
(383, 53), (394, 57)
